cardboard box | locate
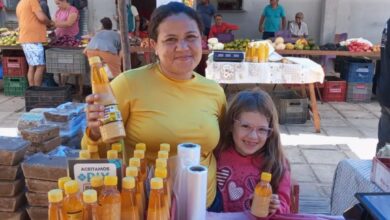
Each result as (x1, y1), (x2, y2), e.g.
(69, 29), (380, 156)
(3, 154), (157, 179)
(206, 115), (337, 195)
(371, 157), (390, 192)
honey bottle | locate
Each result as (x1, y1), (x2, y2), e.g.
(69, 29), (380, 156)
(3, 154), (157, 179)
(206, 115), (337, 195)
(155, 158), (167, 170)
(157, 151), (169, 160)
(147, 177), (166, 220)
(88, 145), (100, 159)
(159, 143), (170, 153)
(63, 180), (84, 220)
(83, 189), (99, 220)
(111, 141), (123, 160)
(250, 172), (272, 217)
(107, 150), (118, 160)
(79, 150), (91, 159)
(121, 177), (139, 220)
(126, 166), (145, 220)
(48, 189), (65, 220)
(58, 176), (72, 196)
(154, 167), (170, 219)
(100, 176), (121, 220)
(135, 143), (146, 151)
(258, 43), (266, 63)
(89, 56), (126, 143)
(134, 150), (147, 181)
(90, 176), (104, 199)
(264, 43), (270, 62)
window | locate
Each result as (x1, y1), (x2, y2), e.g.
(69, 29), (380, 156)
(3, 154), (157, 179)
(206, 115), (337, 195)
(217, 0), (243, 10)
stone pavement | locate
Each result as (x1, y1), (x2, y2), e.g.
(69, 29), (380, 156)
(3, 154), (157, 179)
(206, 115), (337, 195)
(0, 93), (381, 215)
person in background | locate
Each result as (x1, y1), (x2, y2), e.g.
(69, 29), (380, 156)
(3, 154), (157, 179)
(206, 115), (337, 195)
(53, 0), (79, 38)
(82, 2), (226, 209)
(258, 0), (286, 40)
(16, 0), (52, 86)
(209, 14), (239, 39)
(127, 0), (140, 36)
(376, 18), (390, 153)
(213, 88), (291, 213)
(289, 12), (308, 38)
(85, 17), (121, 77)
(197, 0), (216, 37)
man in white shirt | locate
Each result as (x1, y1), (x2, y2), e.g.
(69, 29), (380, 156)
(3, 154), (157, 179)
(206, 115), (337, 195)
(289, 12), (308, 37)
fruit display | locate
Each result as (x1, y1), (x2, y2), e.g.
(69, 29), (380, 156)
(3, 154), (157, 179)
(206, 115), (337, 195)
(207, 38), (224, 50)
(273, 37), (286, 50)
(0, 29), (19, 46)
(49, 35), (80, 47)
(372, 44), (381, 52)
(339, 38), (374, 52)
(223, 39), (250, 51)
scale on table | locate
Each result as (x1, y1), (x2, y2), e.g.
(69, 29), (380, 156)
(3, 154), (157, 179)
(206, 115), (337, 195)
(212, 50), (245, 62)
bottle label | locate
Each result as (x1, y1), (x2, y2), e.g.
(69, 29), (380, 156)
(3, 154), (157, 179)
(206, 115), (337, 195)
(251, 196), (271, 217)
(101, 104), (123, 125)
(66, 210), (83, 220)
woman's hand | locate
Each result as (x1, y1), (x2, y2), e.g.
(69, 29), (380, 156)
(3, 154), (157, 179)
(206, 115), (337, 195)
(85, 94), (104, 140)
(269, 194), (280, 215)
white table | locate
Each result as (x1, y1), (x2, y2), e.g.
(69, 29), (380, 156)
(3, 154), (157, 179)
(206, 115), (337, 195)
(330, 159), (383, 215)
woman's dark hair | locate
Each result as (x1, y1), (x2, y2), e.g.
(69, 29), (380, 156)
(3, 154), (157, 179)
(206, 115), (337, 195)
(148, 2), (204, 41)
(100, 17), (113, 30)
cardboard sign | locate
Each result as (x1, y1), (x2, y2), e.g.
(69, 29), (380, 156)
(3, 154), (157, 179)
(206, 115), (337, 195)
(68, 159), (123, 191)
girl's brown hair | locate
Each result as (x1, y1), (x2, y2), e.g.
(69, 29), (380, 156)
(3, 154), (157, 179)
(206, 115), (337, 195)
(215, 88), (290, 191)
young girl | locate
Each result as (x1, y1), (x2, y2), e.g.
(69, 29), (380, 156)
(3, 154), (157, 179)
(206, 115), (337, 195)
(214, 88), (291, 214)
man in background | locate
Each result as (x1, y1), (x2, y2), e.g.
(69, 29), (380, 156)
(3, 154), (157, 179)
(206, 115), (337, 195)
(197, 0), (215, 37)
(209, 14), (239, 39)
(258, 0), (286, 39)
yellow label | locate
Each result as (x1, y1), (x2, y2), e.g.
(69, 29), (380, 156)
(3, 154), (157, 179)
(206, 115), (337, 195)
(101, 104), (122, 125)
(67, 210), (83, 220)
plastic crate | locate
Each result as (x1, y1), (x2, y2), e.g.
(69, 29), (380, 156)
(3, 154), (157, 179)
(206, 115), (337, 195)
(322, 76), (346, 102)
(271, 90), (308, 124)
(45, 48), (88, 74)
(25, 86), (73, 111)
(346, 82), (372, 103)
(4, 0), (19, 10)
(0, 63), (3, 79)
(4, 77), (28, 96)
(2, 56), (28, 77)
(341, 61), (374, 83)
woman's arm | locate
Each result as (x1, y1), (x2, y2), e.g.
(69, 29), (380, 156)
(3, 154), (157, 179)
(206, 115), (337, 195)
(55, 12), (78, 28)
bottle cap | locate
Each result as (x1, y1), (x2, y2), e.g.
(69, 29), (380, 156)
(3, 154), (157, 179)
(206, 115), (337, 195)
(150, 177), (163, 190)
(107, 150), (118, 159)
(158, 150), (169, 159)
(88, 145), (98, 153)
(135, 143), (146, 151)
(134, 150), (145, 159)
(261, 172), (272, 182)
(79, 150), (91, 159)
(88, 56), (101, 65)
(129, 157), (140, 167)
(111, 143), (122, 153)
(58, 176), (72, 190)
(126, 166), (138, 177)
(104, 176), (118, 186)
(122, 177), (136, 189)
(90, 176), (103, 187)
(160, 143), (170, 152)
(155, 167), (167, 179)
(83, 189), (97, 203)
(64, 180), (79, 195)
(48, 189), (63, 203)
(155, 158), (167, 169)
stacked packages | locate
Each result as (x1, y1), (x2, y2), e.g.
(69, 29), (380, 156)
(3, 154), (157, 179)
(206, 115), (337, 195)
(20, 124), (61, 156)
(0, 137), (30, 220)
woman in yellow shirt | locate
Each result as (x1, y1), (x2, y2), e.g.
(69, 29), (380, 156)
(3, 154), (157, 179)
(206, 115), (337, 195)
(82, 2), (226, 208)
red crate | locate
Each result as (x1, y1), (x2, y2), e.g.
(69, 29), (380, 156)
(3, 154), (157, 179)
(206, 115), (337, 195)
(322, 77), (346, 102)
(2, 56), (28, 77)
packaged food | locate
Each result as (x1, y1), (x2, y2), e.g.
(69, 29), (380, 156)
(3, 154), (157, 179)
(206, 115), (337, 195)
(0, 192), (25, 212)
(17, 112), (45, 131)
(30, 136), (61, 153)
(26, 191), (48, 207)
(21, 153), (68, 181)
(0, 136), (30, 166)
(0, 164), (21, 180)
(0, 208), (27, 220)
(26, 206), (48, 220)
(25, 178), (57, 193)
(0, 178), (24, 197)
(20, 124), (60, 143)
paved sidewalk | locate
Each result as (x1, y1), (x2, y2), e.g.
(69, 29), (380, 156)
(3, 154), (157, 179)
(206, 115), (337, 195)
(0, 94), (380, 215)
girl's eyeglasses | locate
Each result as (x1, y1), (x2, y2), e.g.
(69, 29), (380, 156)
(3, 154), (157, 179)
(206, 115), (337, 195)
(234, 119), (272, 137)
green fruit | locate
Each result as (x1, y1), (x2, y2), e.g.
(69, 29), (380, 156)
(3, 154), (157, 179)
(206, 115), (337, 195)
(304, 46), (311, 50)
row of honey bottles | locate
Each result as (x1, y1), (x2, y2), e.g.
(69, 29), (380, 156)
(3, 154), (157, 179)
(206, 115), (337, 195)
(245, 43), (270, 63)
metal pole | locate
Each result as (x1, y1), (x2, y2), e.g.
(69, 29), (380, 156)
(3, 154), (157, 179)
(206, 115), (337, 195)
(118, 0), (131, 70)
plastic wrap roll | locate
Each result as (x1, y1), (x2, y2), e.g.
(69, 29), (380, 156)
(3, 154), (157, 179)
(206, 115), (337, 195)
(186, 165), (208, 220)
(175, 143), (201, 220)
